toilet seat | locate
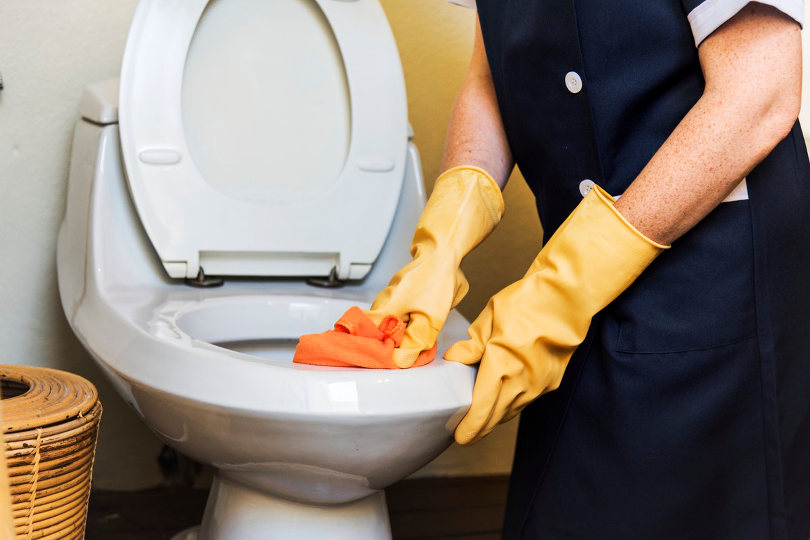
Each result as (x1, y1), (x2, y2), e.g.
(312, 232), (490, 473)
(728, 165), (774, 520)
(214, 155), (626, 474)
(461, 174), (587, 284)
(119, 0), (408, 281)
(112, 292), (475, 415)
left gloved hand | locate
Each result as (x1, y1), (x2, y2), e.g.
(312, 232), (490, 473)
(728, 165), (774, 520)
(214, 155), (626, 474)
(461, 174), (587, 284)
(365, 166), (504, 368)
(445, 185), (668, 445)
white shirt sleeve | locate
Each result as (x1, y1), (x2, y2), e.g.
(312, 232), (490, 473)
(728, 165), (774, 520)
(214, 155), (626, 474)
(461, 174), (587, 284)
(446, 0), (476, 8)
(685, 0), (803, 46)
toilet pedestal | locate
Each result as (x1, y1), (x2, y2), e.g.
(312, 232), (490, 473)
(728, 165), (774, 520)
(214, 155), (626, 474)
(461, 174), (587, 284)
(174, 475), (392, 540)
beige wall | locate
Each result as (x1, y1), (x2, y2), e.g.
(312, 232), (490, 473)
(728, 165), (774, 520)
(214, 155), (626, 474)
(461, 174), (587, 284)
(1, 0), (808, 490)
(0, 0), (162, 490)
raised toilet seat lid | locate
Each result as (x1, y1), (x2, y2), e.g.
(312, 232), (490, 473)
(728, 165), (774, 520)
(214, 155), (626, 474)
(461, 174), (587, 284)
(119, 0), (408, 281)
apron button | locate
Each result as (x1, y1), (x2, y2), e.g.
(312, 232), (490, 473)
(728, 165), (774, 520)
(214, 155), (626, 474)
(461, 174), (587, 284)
(565, 71), (583, 94)
(579, 179), (595, 197)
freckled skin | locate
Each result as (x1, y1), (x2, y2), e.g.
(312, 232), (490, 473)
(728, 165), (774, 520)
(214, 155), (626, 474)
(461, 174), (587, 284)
(442, 20), (514, 184)
(442, 3), (801, 247)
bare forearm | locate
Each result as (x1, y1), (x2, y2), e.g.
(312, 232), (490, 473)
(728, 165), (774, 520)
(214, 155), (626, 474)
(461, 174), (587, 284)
(442, 18), (514, 187)
(615, 90), (793, 244)
(615, 4), (801, 245)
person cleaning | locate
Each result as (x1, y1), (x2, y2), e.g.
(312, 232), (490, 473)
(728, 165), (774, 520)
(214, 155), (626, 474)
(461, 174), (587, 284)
(365, 1), (809, 538)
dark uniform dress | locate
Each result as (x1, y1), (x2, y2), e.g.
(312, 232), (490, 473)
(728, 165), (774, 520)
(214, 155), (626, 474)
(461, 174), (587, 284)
(452, 0), (810, 537)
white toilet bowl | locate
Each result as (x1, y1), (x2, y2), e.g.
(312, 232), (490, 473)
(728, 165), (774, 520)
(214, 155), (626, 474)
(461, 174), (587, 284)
(58, 112), (476, 538)
(130, 295), (474, 539)
(57, 1), (478, 536)
(59, 68), (475, 540)
(139, 294), (475, 507)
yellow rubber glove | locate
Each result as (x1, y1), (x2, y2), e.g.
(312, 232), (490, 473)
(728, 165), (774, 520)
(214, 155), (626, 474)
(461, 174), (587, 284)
(366, 166), (504, 368)
(446, 184), (669, 444)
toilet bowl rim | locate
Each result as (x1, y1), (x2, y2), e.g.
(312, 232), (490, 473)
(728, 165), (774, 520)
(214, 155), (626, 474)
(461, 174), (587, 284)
(76, 283), (477, 416)
(145, 292), (470, 374)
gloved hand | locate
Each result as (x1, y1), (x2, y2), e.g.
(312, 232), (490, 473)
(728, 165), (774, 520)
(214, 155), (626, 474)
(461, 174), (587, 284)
(366, 166), (504, 368)
(446, 185), (668, 444)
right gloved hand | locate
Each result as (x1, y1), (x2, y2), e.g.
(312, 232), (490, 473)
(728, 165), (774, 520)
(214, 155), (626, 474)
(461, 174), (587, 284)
(365, 166), (504, 368)
(445, 184), (668, 444)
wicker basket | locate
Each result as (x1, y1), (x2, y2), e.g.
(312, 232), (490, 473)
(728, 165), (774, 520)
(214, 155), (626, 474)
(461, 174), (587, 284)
(0, 365), (101, 540)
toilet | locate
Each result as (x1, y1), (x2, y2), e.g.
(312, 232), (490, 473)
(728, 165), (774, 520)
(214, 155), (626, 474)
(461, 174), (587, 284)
(56, 0), (476, 538)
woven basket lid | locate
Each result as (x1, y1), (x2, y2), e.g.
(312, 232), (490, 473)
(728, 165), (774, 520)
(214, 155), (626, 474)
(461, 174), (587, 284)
(0, 365), (99, 434)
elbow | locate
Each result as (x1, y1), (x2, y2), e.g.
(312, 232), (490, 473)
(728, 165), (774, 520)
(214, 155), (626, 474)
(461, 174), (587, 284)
(764, 86), (801, 143)
(705, 71), (802, 154)
(697, 3), (802, 155)
(754, 82), (801, 150)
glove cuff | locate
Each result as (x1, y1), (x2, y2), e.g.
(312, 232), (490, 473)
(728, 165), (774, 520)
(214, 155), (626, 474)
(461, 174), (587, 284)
(535, 183), (668, 318)
(590, 185), (670, 249)
(435, 165), (505, 225)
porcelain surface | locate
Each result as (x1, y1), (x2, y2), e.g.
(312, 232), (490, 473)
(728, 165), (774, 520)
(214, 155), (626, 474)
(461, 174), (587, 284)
(58, 114), (476, 513)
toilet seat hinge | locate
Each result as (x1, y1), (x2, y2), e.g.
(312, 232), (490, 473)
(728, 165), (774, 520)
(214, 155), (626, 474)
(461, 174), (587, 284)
(306, 266), (345, 288)
(185, 267), (224, 288)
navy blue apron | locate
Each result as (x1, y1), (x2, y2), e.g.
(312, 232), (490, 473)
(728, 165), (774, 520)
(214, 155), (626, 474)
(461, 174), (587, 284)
(474, 1), (810, 538)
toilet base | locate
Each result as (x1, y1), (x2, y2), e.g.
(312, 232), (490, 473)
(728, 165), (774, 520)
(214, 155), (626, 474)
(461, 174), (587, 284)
(186, 475), (392, 540)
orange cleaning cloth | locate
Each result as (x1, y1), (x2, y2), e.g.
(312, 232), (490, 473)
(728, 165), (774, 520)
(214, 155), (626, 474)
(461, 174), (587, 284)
(294, 306), (437, 369)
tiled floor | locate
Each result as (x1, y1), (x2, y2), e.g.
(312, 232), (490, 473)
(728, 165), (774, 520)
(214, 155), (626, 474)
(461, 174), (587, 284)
(85, 476), (509, 539)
